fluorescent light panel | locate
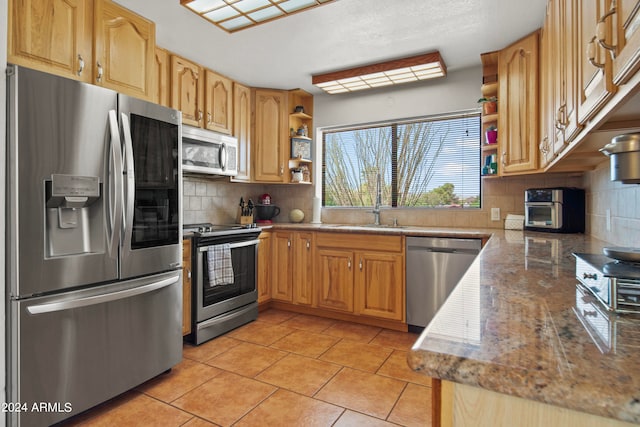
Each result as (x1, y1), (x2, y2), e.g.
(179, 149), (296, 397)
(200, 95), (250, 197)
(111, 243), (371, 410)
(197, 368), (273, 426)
(312, 51), (447, 94)
(181, 0), (335, 32)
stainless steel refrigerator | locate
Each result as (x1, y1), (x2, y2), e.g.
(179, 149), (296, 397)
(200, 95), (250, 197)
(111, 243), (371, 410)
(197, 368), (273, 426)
(6, 65), (183, 427)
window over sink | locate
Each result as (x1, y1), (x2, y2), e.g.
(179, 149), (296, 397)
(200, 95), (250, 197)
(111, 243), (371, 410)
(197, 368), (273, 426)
(322, 111), (481, 208)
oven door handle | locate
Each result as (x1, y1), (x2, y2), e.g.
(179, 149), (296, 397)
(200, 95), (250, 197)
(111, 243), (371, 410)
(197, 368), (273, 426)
(198, 239), (260, 252)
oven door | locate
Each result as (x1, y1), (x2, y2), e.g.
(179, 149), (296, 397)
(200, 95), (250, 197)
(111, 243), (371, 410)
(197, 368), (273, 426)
(525, 202), (561, 229)
(196, 238), (259, 322)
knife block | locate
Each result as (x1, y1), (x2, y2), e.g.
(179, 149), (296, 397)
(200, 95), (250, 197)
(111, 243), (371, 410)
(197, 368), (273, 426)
(239, 214), (253, 225)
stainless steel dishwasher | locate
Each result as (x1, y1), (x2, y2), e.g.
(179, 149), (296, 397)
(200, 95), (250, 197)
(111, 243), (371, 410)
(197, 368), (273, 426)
(406, 237), (482, 331)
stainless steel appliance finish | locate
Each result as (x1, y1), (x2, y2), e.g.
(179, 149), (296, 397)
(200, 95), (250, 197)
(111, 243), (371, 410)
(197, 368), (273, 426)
(573, 253), (640, 314)
(524, 187), (585, 233)
(6, 65), (183, 427)
(406, 237), (482, 331)
(184, 223), (261, 345)
(600, 133), (640, 184)
(182, 125), (238, 176)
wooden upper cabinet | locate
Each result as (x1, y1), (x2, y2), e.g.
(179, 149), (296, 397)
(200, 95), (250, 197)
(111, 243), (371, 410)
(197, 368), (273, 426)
(231, 82), (252, 182)
(154, 47), (171, 107)
(612, 0), (640, 84)
(171, 55), (204, 128)
(8, 0), (93, 81)
(498, 31), (539, 174)
(577, 0), (616, 124)
(253, 89), (289, 183)
(93, 0), (155, 100)
(204, 70), (233, 134)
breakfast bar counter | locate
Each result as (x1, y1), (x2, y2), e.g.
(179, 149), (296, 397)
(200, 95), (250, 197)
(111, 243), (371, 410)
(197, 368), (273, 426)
(406, 229), (640, 426)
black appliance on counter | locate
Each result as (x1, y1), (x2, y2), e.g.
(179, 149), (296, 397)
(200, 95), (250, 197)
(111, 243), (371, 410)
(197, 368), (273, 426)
(524, 187), (585, 233)
(184, 223), (261, 345)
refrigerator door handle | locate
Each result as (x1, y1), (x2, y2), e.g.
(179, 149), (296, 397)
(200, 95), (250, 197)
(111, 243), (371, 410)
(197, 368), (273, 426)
(107, 110), (124, 258)
(120, 113), (135, 250)
(26, 274), (180, 315)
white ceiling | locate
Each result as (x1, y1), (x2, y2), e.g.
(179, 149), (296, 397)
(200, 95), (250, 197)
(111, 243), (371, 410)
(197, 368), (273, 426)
(115, 0), (548, 95)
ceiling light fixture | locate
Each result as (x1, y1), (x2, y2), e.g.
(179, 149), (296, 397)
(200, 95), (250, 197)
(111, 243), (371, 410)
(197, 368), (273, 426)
(312, 51), (447, 94)
(180, 0), (335, 33)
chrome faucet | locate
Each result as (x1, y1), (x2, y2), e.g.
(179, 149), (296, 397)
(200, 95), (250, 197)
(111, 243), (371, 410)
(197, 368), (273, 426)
(371, 173), (382, 225)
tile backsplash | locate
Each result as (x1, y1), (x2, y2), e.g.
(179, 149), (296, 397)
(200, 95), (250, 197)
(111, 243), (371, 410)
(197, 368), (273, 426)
(183, 163), (639, 246)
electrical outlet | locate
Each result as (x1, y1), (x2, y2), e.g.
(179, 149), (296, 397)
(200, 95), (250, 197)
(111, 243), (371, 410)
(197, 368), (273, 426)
(606, 208), (611, 231)
(491, 207), (501, 221)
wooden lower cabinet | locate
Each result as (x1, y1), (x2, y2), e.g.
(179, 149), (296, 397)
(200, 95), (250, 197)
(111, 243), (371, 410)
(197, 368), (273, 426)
(316, 247), (355, 312)
(182, 238), (192, 336)
(356, 251), (405, 321)
(257, 231), (272, 304)
(271, 231), (314, 304)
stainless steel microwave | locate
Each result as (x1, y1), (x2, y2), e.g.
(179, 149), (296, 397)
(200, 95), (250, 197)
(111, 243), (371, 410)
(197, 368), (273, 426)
(524, 187), (585, 233)
(182, 125), (238, 176)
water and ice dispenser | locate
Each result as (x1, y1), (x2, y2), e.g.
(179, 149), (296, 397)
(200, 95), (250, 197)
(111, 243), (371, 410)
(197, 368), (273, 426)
(45, 174), (102, 257)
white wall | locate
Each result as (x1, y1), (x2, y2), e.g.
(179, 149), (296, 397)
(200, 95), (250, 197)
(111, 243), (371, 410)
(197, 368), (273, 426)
(1, 0), (8, 422)
(313, 66), (482, 129)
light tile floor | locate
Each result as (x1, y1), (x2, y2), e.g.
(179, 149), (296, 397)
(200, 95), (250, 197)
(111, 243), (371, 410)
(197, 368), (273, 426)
(59, 309), (432, 426)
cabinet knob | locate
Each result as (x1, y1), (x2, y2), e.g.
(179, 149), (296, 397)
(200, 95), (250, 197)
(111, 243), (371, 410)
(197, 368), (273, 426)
(77, 54), (85, 76)
(96, 61), (103, 82)
(306, 239), (310, 249)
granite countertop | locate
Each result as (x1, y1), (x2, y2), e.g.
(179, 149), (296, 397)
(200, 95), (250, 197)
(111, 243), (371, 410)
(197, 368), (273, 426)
(404, 229), (640, 425)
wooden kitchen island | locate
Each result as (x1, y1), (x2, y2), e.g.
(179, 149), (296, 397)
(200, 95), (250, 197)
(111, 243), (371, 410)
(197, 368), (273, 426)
(407, 229), (640, 426)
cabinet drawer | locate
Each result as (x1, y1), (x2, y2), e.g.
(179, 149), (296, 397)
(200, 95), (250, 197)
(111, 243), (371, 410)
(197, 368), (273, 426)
(316, 232), (403, 252)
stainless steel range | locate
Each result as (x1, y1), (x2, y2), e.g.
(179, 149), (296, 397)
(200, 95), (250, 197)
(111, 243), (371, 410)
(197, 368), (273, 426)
(184, 223), (261, 345)
(573, 248), (640, 314)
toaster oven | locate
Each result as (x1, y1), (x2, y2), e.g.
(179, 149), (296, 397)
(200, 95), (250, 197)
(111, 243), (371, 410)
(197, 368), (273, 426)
(524, 187), (585, 233)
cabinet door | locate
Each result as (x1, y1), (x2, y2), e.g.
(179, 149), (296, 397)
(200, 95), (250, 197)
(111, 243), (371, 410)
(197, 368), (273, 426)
(577, 0), (616, 124)
(539, 4), (556, 168)
(257, 232), (272, 304)
(204, 70), (233, 134)
(293, 232), (314, 306)
(94, 0), (155, 101)
(154, 47), (171, 107)
(8, 0), (92, 82)
(316, 248), (354, 313)
(498, 31), (539, 174)
(272, 232), (293, 302)
(253, 89), (288, 183)
(182, 239), (192, 336)
(356, 252), (405, 321)
(231, 82), (252, 182)
(613, 0), (640, 84)
(171, 55), (203, 128)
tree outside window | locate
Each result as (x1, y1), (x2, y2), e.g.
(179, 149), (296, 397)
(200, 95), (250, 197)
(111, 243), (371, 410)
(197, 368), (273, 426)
(322, 113), (481, 208)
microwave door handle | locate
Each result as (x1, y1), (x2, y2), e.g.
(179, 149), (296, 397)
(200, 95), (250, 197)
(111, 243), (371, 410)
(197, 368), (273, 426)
(220, 143), (227, 171)
(107, 110), (124, 258)
(120, 112), (135, 250)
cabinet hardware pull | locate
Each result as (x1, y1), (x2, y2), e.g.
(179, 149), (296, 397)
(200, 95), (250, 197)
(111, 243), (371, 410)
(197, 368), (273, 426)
(280, 164), (284, 176)
(502, 151), (507, 166)
(587, 36), (606, 69)
(347, 258), (351, 269)
(539, 137), (549, 154)
(359, 258), (363, 271)
(287, 239), (291, 248)
(187, 270), (191, 279)
(77, 54), (84, 76)
(596, 2), (617, 57)
(306, 240), (310, 249)
(207, 112), (212, 124)
(198, 110), (203, 122)
(96, 61), (103, 82)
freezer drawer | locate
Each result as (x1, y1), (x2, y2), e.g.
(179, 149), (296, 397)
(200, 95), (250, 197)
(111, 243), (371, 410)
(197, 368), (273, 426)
(8, 271), (182, 427)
